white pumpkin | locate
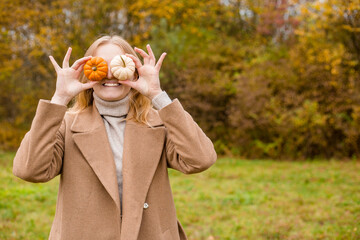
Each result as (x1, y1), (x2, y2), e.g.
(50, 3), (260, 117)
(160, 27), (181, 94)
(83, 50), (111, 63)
(110, 55), (136, 80)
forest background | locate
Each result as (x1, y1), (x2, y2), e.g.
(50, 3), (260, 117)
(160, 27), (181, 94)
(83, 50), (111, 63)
(1, 0), (359, 160)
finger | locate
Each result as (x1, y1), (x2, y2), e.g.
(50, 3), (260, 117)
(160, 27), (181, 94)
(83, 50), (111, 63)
(75, 62), (86, 74)
(120, 79), (137, 89)
(62, 47), (72, 68)
(49, 55), (61, 72)
(72, 56), (92, 70)
(146, 44), (156, 63)
(155, 52), (167, 71)
(81, 81), (99, 91)
(74, 63), (87, 78)
(134, 47), (150, 63)
(125, 54), (143, 69)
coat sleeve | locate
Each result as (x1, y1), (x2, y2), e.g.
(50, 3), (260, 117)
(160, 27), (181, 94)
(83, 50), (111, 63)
(12, 99), (67, 183)
(157, 98), (217, 174)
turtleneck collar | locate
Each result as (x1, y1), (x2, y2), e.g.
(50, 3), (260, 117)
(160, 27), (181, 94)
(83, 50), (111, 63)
(93, 91), (130, 117)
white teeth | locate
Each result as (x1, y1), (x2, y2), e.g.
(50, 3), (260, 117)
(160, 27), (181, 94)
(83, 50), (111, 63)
(103, 83), (120, 87)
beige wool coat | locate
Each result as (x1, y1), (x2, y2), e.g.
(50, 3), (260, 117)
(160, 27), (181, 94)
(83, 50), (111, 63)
(12, 97), (217, 240)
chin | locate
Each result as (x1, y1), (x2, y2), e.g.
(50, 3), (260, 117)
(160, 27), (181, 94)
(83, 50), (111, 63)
(94, 86), (130, 101)
(102, 93), (127, 101)
(102, 96), (123, 101)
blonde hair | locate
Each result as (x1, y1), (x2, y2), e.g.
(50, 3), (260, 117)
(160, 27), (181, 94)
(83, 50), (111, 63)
(69, 34), (153, 127)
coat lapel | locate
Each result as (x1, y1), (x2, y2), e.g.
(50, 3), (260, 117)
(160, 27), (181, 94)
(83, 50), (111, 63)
(71, 103), (121, 214)
(70, 101), (165, 240)
(120, 116), (165, 240)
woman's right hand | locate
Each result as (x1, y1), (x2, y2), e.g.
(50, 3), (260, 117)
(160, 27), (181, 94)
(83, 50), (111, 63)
(49, 47), (98, 106)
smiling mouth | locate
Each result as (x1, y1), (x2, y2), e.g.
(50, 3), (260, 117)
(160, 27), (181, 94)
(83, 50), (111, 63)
(102, 82), (121, 87)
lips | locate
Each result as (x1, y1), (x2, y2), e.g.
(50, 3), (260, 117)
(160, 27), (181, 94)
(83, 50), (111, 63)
(102, 81), (121, 87)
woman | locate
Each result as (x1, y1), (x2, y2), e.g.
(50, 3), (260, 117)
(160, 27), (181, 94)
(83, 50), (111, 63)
(12, 35), (217, 240)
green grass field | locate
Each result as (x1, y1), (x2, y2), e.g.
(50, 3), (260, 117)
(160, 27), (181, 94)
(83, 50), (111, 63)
(1, 151), (359, 240)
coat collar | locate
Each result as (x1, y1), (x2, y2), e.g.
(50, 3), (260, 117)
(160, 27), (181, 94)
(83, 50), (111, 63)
(70, 101), (165, 239)
(70, 100), (164, 132)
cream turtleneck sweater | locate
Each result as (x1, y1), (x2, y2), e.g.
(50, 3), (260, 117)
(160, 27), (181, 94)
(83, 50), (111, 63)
(93, 91), (172, 215)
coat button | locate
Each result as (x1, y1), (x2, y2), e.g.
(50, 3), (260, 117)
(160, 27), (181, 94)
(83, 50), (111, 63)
(143, 203), (149, 209)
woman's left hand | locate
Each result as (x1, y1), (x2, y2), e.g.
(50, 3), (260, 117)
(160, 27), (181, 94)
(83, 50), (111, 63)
(121, 44), (167, 100)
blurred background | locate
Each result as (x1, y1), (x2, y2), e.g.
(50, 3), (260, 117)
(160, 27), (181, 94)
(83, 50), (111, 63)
(1, 0), (360, 160)
(1, 0), (360, 239)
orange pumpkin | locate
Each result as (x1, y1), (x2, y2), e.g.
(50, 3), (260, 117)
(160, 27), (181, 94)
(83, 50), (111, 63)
(83, 57), (108, 81)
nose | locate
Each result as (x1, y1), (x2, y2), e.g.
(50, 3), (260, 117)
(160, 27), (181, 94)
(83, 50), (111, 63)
(106, 65), (113, 79)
